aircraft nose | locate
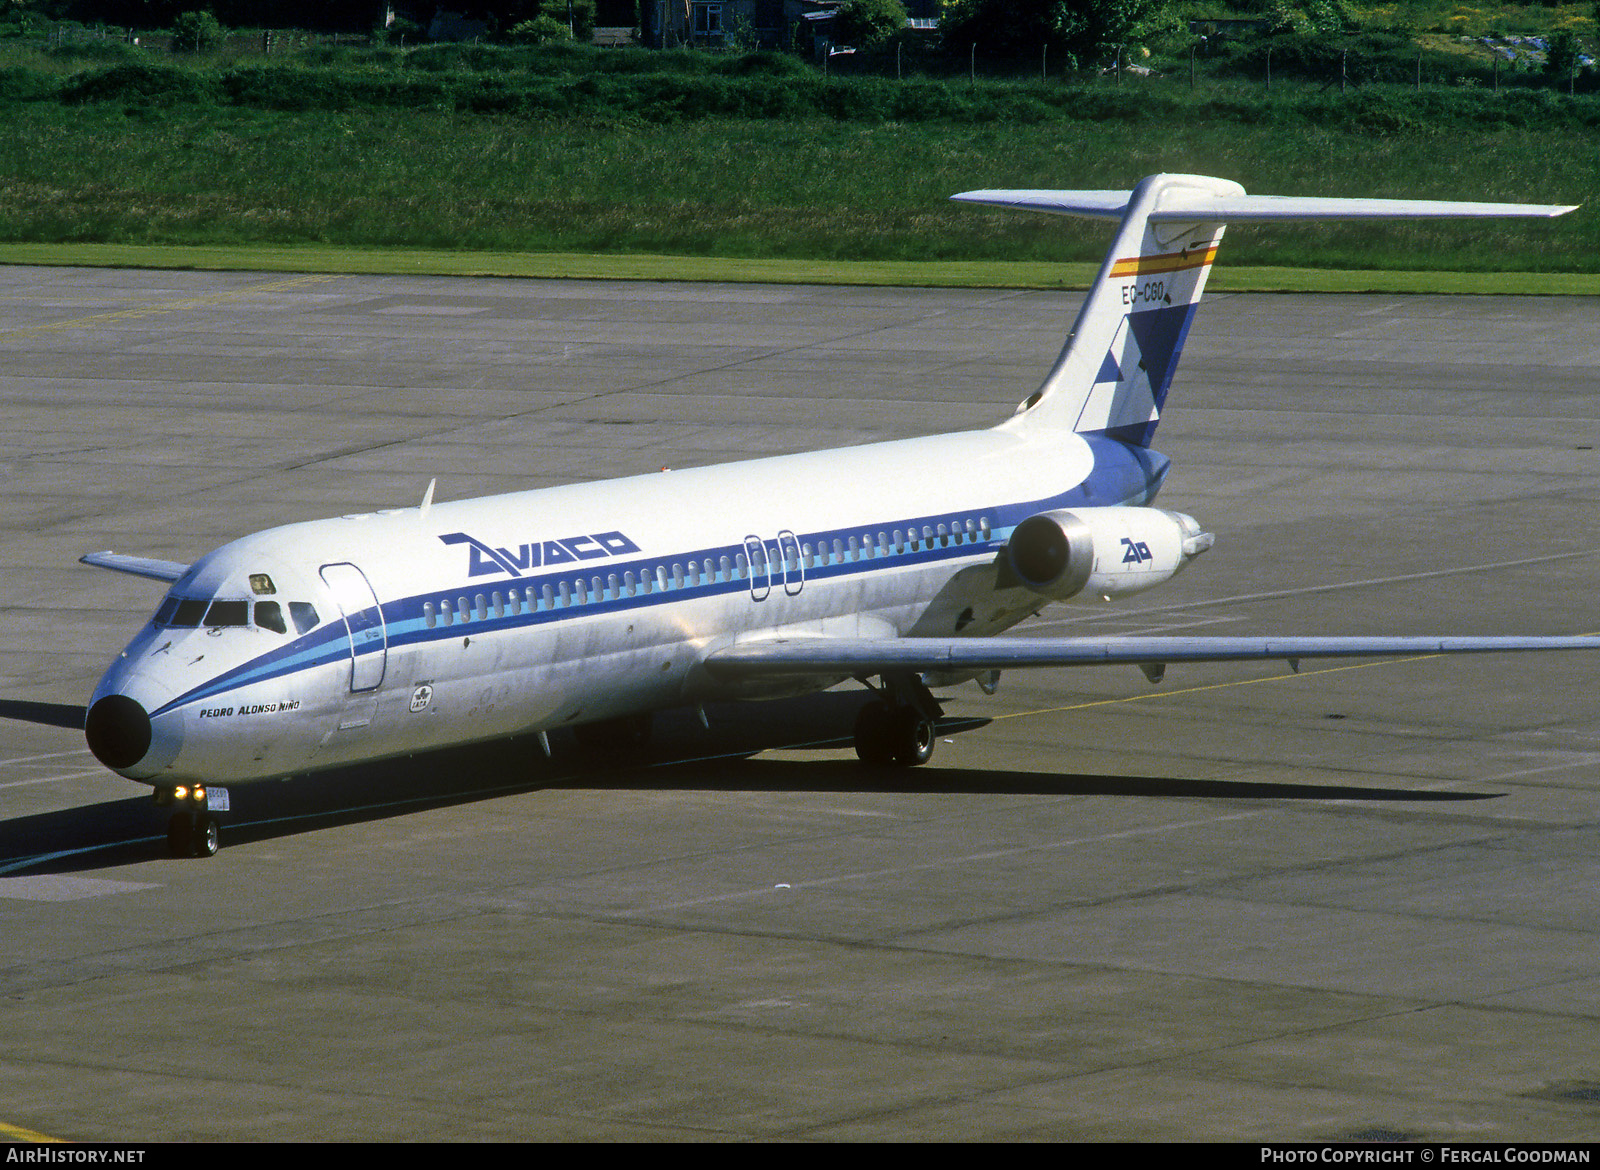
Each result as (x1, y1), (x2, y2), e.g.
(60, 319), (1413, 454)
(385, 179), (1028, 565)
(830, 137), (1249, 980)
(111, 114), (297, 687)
(85, 694), (152, 770)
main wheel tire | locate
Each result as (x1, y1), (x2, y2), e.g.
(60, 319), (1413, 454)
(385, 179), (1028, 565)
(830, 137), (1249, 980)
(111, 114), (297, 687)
(853, 702), (895, 766)
(166, 813), (192, 858)
(193, 815), (220, 858)
(890, 708), (935, 767)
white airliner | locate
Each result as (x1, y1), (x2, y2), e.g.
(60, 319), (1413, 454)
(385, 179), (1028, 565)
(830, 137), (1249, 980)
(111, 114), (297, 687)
(80, 173), (1588, 858)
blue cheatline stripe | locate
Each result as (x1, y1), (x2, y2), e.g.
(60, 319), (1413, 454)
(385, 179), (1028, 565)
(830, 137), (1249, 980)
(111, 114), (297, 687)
(150, 445), (1170, 715)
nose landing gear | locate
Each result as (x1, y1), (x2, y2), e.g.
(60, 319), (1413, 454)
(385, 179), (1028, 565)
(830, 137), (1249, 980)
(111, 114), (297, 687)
(154, 785), (227, 858)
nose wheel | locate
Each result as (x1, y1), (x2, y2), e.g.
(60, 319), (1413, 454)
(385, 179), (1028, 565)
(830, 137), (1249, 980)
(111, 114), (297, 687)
(155, 785), (227, 858)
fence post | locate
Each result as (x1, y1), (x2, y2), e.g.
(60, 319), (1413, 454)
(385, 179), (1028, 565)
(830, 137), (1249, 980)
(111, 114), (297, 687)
(1042, 43), (1047, 82)
(1341, 48), (1347, 93)
(1415, 50), (1421, 91)
(1266, 45), (1272, 91)
(970, 42), (975, 85)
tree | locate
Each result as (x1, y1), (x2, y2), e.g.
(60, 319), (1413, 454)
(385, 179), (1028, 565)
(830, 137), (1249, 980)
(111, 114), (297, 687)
(938, 0), (1171, 66)
(1546, 29), (1581, 83)
(830, 0), (907, 49)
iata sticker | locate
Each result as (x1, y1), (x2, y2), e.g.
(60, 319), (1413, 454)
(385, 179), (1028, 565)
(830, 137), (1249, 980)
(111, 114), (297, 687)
(410, 684), (434, 713)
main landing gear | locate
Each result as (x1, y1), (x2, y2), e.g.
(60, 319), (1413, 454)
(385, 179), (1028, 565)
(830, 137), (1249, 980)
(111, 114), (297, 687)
(853, 674), (942, 768)
(155, 784), (226, 858)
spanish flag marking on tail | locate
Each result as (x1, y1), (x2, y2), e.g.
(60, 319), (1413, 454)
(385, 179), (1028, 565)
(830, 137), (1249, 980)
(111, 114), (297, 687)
(1108, 245), (1220, 280)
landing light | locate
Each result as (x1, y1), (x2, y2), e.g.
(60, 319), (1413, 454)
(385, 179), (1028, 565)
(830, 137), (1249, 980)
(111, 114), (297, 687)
(172, 785), (189, 801)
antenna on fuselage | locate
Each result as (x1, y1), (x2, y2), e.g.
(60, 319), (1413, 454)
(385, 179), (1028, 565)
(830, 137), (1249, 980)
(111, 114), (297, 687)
(419, 477), (437, 522)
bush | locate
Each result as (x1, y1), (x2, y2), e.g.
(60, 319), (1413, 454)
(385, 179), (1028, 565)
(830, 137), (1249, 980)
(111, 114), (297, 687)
(60, 62), (217, 105)
(379, 17), (423, 46)
(171, 11), (226, 54)
(507, 15), (572, 45)
(724, 50), (811, 77)
(0, 65), (57, 101)
(830, 0), (908, 49)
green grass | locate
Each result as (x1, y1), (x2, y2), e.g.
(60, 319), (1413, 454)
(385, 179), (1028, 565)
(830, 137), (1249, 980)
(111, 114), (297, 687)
(0, 106), (1592, 275)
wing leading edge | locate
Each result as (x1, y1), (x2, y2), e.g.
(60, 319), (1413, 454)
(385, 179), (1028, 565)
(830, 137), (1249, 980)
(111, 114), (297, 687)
(703, 634), (1600, 680)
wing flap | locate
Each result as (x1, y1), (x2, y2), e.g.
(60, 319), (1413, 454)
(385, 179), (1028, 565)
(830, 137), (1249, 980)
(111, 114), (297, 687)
(703, 634), (1600, 679)
(79, 551), (189, 583)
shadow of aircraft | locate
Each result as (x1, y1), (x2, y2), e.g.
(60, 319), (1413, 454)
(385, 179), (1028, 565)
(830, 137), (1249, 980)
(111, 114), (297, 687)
(0, 689), (1500, 876)
(0, 699), (87, 730)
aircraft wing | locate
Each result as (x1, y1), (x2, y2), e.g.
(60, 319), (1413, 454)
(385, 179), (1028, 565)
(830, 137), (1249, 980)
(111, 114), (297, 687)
(79, 551), (189, 583)
(702, 634), (1600, 679)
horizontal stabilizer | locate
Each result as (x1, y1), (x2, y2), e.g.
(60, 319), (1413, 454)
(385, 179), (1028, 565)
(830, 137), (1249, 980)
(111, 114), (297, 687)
(704, 633), (1600, 679)
(80, 551), (189, 583)
(951, 189), (1578, 222)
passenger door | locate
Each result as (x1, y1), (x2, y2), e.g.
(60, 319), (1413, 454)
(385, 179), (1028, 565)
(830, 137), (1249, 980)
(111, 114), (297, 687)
(319, 562), (388, 693)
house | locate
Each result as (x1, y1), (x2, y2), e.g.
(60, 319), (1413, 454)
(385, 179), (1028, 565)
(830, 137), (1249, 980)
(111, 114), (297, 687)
(646, 0), (781, 46)
(644, 0), (935, 49)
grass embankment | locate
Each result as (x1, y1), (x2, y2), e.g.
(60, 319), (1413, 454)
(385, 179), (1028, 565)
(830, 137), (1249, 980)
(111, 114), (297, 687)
(0, 42), (1593, 287)
(1, 242), (1589, 294)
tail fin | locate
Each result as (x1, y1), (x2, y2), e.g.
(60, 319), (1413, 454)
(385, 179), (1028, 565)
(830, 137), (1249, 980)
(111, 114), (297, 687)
(953, 174), (1577, 448)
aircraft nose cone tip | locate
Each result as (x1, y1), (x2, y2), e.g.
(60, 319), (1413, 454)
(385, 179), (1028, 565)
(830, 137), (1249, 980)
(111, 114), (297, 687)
(85, 695), (152, 770)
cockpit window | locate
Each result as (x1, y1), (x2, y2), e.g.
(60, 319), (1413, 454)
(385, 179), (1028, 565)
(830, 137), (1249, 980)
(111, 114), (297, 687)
(249, 573), (276, 595)
(254, 601), (286, 634)
(204, 600), (249, 627)
(288, 602), (320, 635)
(170, 599), (209, 627)
(154, 594), (317, 634)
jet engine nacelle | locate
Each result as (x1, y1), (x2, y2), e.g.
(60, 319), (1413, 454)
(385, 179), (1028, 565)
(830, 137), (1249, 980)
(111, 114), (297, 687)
(1006, 506), (1213, 602)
